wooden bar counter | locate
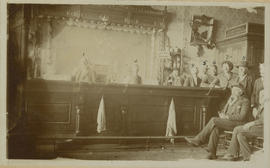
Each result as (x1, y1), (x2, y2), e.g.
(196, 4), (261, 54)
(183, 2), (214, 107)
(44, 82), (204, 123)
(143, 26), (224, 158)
(23, 79), (225, 138)
(8, 79), (226, 158)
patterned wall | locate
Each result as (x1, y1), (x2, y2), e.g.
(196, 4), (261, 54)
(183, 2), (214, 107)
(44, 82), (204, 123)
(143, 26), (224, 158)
(166, 6), (264, 74)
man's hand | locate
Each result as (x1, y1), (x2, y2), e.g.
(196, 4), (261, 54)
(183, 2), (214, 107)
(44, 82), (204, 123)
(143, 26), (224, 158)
(252, 107), (258, 119)
(218, 112), (228, 119)
(224, 115), (229, 119)
(218, 111), (223, 118)
(243, 122), (254, 131)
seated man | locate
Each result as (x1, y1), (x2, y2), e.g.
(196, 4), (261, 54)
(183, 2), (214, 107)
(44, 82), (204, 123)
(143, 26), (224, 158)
(222, 89), (264, 161)
(184, 84), (250, 159)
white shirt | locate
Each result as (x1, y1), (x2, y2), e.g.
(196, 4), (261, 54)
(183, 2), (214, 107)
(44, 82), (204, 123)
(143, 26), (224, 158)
(192, 74), (198, 86)
(239, 74), (247, 82)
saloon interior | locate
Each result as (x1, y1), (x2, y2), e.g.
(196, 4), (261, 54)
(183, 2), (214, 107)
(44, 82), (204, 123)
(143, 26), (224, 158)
(7, 4), (265, 164)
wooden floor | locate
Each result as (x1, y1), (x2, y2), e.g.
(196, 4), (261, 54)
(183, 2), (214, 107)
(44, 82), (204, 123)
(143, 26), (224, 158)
(8, 140), (262, 168)
(57, 140), (228, 160)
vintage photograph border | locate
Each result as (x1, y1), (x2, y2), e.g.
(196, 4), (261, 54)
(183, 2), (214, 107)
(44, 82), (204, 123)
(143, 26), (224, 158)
(1, 0), (270, 168)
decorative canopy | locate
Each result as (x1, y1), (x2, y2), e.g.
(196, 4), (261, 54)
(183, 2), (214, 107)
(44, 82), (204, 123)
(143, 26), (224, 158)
(32, 5), (169, 34)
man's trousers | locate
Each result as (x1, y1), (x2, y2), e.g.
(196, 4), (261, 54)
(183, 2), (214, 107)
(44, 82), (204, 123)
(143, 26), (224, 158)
(227, 125), (263, 158)
(194, 117), (245, 155)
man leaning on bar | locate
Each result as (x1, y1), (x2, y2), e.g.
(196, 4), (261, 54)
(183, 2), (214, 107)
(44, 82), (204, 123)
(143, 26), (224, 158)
(184, 84), (250, 160)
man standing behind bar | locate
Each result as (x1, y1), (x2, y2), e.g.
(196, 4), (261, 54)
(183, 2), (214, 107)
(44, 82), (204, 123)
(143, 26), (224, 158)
(183, 64), (201, 87)
(251, 63), (264, 109)
(212, 60), (238, 88)
(211, 60), (238, 110)
(208, 64), (218, 84)
(236, 61), (253, 99)
(184, 84), (250, 159)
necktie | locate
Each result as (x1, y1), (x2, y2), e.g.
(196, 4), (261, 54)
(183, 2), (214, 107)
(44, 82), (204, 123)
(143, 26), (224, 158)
(256, 106), (264, 119)
(223, 99), (231, 114)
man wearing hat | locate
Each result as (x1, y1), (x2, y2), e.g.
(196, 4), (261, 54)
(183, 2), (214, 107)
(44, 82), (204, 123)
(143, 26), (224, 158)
(184, 84), (250, 160)
(236, 60), (253, 99)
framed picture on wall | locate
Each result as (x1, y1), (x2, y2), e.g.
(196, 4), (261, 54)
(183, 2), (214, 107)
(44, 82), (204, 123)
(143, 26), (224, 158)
(190, 15), (215, 49)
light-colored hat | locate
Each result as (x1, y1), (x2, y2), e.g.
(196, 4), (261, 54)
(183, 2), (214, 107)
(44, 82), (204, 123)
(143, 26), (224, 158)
(236, 61), (250, 68)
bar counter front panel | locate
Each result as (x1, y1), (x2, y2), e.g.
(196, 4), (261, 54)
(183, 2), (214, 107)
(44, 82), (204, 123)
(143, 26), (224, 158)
(24, 79), (225, 137)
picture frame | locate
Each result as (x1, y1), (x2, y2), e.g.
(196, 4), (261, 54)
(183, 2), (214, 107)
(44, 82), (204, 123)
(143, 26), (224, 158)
(190, 15), (215, 49)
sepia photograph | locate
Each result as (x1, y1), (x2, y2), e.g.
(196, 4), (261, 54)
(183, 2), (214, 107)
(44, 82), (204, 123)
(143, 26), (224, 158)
(2, 1), (270, 168)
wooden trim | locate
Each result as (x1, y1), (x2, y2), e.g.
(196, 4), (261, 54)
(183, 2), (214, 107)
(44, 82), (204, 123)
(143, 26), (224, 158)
(36, 135), (193, 140)
(25, 102), (72, 124)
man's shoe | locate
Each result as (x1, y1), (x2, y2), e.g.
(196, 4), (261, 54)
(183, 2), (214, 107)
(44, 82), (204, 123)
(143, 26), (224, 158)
(222, 153), (237, 161)
(206, 153), (217, 160)
(184, 137), (200, 147)
(202, 146), (210, 153)
(243, 157), (250, 161)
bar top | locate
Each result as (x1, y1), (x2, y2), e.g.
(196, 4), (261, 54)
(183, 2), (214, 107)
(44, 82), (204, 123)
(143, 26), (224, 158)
(25, 79), (225, 91)
(24, 79), (227, 98)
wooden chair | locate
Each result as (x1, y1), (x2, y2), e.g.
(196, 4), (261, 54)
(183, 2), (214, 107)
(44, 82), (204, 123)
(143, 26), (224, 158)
(223, 130), (233, 149)
(223, 131), (263, 151)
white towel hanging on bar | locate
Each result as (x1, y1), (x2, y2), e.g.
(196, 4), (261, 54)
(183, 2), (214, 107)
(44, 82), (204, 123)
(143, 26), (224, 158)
(165, 98), (177, 144)
(97, 96), (106, 133)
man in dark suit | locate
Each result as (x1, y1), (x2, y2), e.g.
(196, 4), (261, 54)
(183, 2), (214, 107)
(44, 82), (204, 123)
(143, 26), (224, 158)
(251, 63), (264, 109)
(236, 61), (253, 99)
(211, 61), (238, 111)
(222, 89), (264, 161)
(212, 60), (238, 88)
(184, 84), (250, 159)
(184, 64), (202, 87)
